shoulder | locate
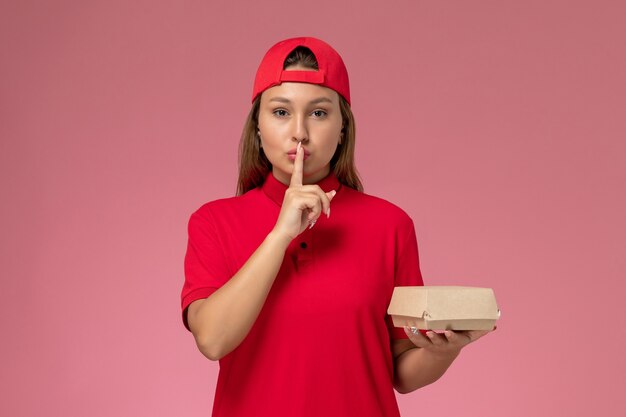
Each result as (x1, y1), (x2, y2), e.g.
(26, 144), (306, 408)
(188, 188), (263, 224)
(341, 186), (415, 228)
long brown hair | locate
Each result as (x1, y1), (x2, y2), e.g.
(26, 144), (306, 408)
(236, 46), (363, 196)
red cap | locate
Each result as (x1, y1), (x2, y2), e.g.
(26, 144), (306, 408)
(251, 37), (351, 105)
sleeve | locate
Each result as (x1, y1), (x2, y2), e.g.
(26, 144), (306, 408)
(180, 207), (231, 332)
(386, 216), (425, 340)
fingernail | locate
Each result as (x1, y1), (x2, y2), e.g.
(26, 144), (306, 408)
(426, 331), (435, 338)
(326, 207), (331, 218)
(308, 219), (316, 229)
(297, 142), (301, 153)
(331, 190), (337, 197)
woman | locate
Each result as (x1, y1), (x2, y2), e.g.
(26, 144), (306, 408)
(181, 36), (491, 417)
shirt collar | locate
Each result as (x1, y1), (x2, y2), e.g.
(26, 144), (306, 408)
(262, 170), (342, 206)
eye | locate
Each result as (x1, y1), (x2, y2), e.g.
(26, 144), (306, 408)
(273, 109), (289, 117)
(312, 110), (327, 118)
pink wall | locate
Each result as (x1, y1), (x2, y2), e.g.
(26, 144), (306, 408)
(1, 1), (624, 416)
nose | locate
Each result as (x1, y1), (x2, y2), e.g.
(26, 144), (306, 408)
(292, 114), (308, 143)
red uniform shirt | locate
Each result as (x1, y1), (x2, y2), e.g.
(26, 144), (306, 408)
(181, 170), (424, 417)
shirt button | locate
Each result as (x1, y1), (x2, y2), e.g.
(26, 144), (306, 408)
(300, 242), (308, 249)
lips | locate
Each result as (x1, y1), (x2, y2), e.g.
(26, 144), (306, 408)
(287, 147), (311, 157)
(287, 153), (309, 161)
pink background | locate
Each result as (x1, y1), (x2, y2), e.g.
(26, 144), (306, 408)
(1, 1), (625, 416)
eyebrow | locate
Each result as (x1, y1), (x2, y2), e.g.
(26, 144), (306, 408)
(268, 96), (334, 105)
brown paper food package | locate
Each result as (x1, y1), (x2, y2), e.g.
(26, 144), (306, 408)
(387, 286), (500, 331)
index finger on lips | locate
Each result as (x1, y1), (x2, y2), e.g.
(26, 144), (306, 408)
(290, 142), (304, 188)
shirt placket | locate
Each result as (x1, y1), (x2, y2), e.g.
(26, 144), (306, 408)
(293, 225), (314, 268)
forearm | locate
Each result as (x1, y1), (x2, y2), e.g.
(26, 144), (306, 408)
(393, 347), (460, 394)
(190, 230), (291, 360)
